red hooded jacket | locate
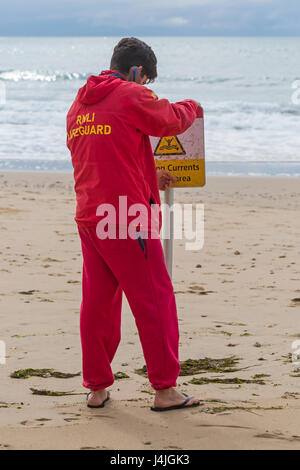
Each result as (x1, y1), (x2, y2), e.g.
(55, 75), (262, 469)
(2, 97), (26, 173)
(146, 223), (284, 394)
(66, 70), (200, 231)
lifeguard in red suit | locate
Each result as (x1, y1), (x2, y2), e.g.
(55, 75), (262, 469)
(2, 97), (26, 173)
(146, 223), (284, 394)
(67, 37), (202, 412)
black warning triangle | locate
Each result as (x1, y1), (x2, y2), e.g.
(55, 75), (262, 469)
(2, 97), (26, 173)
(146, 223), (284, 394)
(154, 136), (186, 156)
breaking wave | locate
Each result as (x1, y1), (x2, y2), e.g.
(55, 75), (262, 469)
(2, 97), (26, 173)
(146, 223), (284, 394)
(0, 70), (90, 82)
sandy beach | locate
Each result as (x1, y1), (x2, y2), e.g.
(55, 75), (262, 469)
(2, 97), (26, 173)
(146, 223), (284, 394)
(0, 171), (300, 450)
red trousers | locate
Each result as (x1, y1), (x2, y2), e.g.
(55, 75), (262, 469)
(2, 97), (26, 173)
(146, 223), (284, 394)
(78, 225), (180, 391)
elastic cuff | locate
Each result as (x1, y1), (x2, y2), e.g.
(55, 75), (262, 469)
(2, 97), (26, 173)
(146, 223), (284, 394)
(82, 380), (114, 391)
(151, 381), (177, 391)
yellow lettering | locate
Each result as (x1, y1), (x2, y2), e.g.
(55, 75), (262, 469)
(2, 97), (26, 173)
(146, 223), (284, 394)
(76, 115), (82, 125)
(68, 123), (111, 140)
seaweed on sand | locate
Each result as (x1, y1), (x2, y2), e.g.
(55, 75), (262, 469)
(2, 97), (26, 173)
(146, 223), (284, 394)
(190, 377), (267, 386)
(30, 388), (83, 396)
(10, 369), (81, 379)
(135, 356), (241, 378)
(179, 357), (241, 375)
(201, 405), (283, 414)
(113, 372), (129, 380)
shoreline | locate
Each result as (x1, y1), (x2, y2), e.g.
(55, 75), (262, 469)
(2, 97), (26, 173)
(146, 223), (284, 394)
(1, 159), (300, 178)
(1, 169), (300, 180)
(1, 169), (300, 178)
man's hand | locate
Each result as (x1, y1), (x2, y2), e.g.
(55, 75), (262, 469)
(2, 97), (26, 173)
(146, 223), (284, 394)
(157, 170), (177, 191)
(192, 100), (202, 117)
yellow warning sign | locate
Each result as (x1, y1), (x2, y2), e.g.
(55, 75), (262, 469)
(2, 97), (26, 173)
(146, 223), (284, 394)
(150, 112), (206, 188)
(154, 136), (186, 157)
(155, 158), (205, 188)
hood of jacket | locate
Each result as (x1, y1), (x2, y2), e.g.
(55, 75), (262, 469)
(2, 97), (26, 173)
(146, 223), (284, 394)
(77, 70), (125, 105)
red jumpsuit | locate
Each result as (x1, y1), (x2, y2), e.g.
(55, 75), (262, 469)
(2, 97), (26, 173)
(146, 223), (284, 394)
(67, 70), (200, 390)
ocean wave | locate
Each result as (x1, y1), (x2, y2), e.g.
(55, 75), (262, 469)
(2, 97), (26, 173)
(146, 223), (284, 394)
(204, 100), (300, 116)
(0, 70), (242, 84)
(0, 70), (289, 88)
(158, 74), (289, 87)
(159, 75), (245, 85)
(0, 70), (90, 82)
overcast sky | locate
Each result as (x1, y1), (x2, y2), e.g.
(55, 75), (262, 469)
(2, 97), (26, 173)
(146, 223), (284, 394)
(1, 0), (300, 36)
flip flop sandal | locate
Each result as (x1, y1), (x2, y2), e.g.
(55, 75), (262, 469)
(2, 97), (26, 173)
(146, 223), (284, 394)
(86, 390), (110, 409)
(150, 393), (201, 412)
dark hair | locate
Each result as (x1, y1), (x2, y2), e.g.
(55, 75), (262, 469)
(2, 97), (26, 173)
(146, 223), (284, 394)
(110, 37), (157, 83)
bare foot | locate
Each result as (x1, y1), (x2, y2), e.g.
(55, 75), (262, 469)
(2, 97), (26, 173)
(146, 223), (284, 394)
(87, 389), (109, 407)
(153, 387), (200, 410)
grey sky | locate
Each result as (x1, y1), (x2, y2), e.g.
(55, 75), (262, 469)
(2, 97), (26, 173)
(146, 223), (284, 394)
(1, 0), (300, 36)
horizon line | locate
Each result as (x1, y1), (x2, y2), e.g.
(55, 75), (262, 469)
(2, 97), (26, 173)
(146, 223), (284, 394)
(1, 34), (300, 38)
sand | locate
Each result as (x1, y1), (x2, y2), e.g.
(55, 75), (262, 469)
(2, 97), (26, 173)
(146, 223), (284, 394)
(0, 171), (300, 450)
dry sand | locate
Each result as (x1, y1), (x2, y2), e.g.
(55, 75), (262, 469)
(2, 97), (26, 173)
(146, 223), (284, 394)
(0, 171), (300, 450)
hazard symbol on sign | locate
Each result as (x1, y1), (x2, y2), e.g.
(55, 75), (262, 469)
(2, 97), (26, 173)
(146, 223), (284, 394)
(153, 136), (186, 157)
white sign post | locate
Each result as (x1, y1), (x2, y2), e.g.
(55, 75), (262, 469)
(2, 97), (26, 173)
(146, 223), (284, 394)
(162, 187), (174, 279)
(151, 109), (206, 279)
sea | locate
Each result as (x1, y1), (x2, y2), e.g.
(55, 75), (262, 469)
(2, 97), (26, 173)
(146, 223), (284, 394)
(0, 36), (300, 176)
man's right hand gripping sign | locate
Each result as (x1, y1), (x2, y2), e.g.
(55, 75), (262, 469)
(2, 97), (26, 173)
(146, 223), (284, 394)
(67, 37), (202, 412)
